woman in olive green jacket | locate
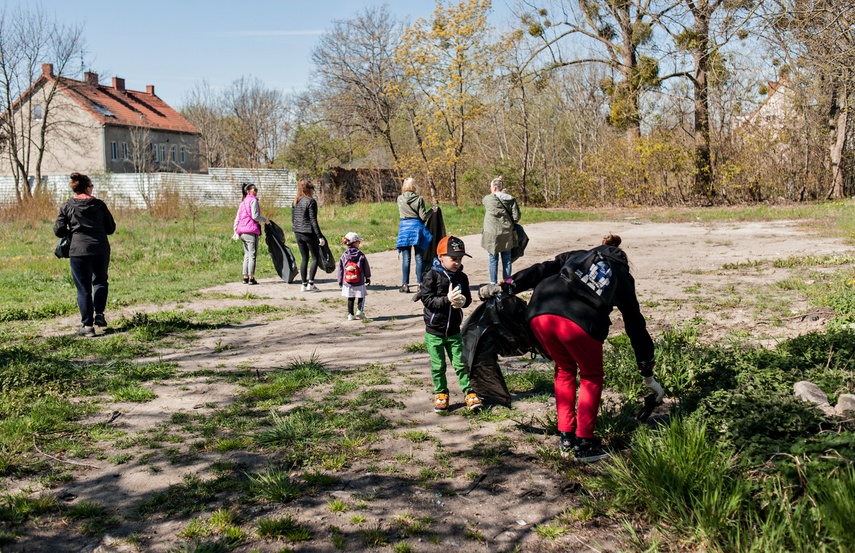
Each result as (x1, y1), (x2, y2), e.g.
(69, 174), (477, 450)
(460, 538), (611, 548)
(481, 176), (521, 284)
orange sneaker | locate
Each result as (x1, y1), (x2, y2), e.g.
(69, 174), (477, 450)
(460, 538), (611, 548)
(434, 393), (449, 413)
(465, 392), (483, 412)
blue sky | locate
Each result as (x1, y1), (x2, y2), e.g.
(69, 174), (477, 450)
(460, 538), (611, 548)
(35, 1), (512, 108)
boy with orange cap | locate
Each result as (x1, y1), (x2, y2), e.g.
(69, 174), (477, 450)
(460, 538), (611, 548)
(417, 235), (482, 413)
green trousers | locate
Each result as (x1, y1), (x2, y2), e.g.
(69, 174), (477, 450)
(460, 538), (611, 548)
(424, 332), (472, 395)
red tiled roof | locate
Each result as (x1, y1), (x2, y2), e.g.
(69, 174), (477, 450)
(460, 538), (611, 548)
(51, 74), (200, 135)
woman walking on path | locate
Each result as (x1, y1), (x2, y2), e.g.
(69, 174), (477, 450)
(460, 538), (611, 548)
(292, 178), (325, 291)
(478, 234), (663, 462)
(53, 173), (116, 337)
(396, 177), (432, 293)
(232, 182), (268, 285)
(481, 176), (521, 284)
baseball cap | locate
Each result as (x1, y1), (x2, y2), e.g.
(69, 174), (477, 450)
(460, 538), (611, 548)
(344, 232), (362, 243)
(436, 235), (471, 258)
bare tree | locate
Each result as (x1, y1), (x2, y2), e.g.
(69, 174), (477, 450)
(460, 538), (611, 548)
(763, 0), (855, 198)
(311, 5), (404, 164)
(181, 81), (228, 170)
(221, 76), (289, 168)
(0, 4), (84, 203)
(520, 0), (660, 139)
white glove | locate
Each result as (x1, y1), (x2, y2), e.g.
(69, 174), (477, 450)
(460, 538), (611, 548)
(448, 286), (465, 309)
(232, 232), (239, 241)
(479, 283), (502, 300)
(318, 237), (326, 247)
(643, 376), (664, 402)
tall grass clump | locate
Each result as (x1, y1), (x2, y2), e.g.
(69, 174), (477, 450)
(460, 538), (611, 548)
(598, 417), (752, 550)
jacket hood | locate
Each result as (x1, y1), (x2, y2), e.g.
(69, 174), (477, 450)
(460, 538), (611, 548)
(432, 256), (462, 275)
(69, 197), (105, 214)
(403, 191), (421, 205)
(494, 191), (514, 201)
(343, 246), (362, 260)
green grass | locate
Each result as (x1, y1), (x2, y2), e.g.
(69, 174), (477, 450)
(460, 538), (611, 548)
(0, 203), (604, 323)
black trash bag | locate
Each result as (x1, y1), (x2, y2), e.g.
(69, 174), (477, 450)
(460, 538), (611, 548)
(264, 221), (297, 283)
(318, 234), (336, 273)
(509, 224), (529, 263)
(461, 293), (533, 407)
(422, 206), (446, 276)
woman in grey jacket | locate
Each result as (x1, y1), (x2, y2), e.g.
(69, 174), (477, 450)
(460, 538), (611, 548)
(53, 173), (116, 337)
(291, 179), (325, 291)
(481, 177), (521, 284)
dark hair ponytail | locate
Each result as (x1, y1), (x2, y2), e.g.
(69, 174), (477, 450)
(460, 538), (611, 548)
(241, 182), (255, 199)
(602, 234), (621, 247)
(70, 172), (92, 194)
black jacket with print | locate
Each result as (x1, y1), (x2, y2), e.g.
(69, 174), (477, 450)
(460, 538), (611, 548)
(417, 260), (472, 337)
(510, 246), (654, 373)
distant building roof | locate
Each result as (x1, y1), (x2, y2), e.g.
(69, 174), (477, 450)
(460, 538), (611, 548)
(38, 63), (200, 134)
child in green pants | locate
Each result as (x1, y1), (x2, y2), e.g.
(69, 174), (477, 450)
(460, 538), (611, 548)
(417, 235), (482, 413)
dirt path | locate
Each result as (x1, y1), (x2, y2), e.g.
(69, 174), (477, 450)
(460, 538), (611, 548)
(10, 218), (854, 552)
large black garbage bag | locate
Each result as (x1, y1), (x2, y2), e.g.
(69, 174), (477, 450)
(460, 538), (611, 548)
(318, 234), (336, 273)
(461, 293), (533, 407)
(265, 221), (297, 283)
(422, 206), (446, 276)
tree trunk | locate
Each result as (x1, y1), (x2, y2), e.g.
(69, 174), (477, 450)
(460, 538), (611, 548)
(827, 89), (847, 199)
(692, 13), (713, 199)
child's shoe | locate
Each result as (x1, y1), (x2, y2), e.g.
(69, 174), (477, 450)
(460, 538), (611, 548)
(558, 432), (575, 459)
(464, 392), (483, 412)
(573, 437), (611, 463)
(355, 309), (365, 319)
(300, 283), (308, 292)
(347, 313), (356, 321)
(433, 393), (449, 413)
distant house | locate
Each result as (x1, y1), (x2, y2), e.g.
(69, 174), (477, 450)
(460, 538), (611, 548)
(0, 63), (201, 176)
(740, 80), (800, 132)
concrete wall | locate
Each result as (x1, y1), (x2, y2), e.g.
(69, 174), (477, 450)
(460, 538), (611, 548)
(0, 168), (297, 209)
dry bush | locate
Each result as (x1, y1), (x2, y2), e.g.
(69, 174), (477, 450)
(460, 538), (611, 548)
(717, 126), (828, 202)
(146, 185), (182, 220)
(564, 132), (694, 207)
(0, 187), (60, 222)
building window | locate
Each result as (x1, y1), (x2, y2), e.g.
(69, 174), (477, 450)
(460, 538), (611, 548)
(180, 147), (186, 164)
(33, 105), (43, 120)
(110, 141), (118, 161)
(153, 143), (159, 162)
(122, 142), (129, 160)
(159, 145), (166, 163)
(170, 145), (177, 162)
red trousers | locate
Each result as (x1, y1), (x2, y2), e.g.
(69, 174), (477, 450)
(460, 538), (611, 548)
(530, 314), (604, 439)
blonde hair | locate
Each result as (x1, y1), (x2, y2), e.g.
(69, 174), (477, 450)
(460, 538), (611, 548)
(402, 177), (417, 193)
(490, 176), (504, 191)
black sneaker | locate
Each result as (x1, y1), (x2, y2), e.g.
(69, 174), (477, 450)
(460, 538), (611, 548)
(243, 277), (250, 284)
(559, 432), (575, 459)
(573, 437), (610, 463)
(93, 313), (107, 327)
(76, 326), (95, 337)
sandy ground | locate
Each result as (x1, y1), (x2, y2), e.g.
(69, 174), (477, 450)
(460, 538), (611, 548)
(6, 217), (854, 552)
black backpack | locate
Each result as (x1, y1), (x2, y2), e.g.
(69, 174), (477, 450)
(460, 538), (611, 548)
(559, 246), (626, 311)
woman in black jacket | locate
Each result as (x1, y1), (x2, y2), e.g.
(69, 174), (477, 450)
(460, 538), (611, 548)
(291, 179), (325, 291)
(480, 234), (663, 462)
(53, 173), (116, 337)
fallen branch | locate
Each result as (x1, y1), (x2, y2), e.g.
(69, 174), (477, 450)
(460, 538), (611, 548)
(32, 435), (100, 469)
